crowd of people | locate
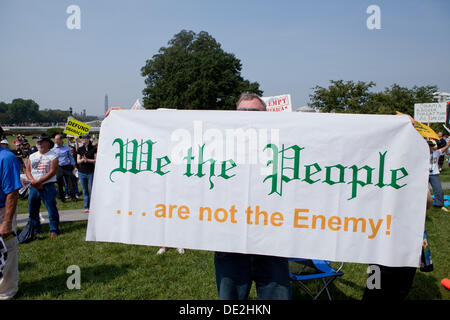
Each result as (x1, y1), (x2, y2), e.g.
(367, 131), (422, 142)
(0, 129), (97, 299)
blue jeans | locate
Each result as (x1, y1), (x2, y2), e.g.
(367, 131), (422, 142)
(214, 252), (292, 300)
(79, 172), (94, 209)
(28, 183), (60, 234)
(429, 174), (444, 207)
(65, 176), (79, 197)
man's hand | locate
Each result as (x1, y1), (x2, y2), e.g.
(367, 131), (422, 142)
(105, 106), (124, 118)
(0, 220), (13, 239)
(31, 179), (43, 190)
(0, 190), (18, 238)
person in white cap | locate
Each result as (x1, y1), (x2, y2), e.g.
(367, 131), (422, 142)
(0, 140), (9, 150)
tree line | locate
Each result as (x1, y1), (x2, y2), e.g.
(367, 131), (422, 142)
(0, 98), (97, 125)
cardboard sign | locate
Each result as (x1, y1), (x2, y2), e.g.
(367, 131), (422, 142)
(86, 110), (428, 267)
(261, 94), (292, 112)
(414, 103), (447, 123)
(63, 117), (91, 138)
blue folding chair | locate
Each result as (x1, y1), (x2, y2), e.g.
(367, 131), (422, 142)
(289, 258), (344, 300)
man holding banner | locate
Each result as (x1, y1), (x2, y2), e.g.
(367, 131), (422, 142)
(213, 93), (292, 300)
(94, 97), (429, 301)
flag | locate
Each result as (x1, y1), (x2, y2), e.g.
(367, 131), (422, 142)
(0, 236), (7, 281)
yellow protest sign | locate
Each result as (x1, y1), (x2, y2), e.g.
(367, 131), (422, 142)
(396, 111), (439, 140)
(63, 117), (91, 138)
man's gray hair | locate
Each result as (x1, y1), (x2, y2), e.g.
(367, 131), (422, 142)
(236, 92), (266, 110)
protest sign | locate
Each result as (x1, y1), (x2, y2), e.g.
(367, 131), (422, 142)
(131, 99), (144, 110)
(86, 110), (429, 267)
(261, 94), (292, 112)
(63, 117), (91, 138)
(414, 103), (447, 123)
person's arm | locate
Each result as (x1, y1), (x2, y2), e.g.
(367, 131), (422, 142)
(105, 106), (124, 118)
(86, 153), (96, 164)
(77, 153), (84, 165)
(0, 190), (19, 238)
(25, 158), (34, 181)
(35, 158), (58, 185)
(68, 147), (76, 168)
(439, 140), (450, 154)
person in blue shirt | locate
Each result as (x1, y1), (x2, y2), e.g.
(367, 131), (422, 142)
(0, 126), (22, 300)
(52, 134), (77, 202)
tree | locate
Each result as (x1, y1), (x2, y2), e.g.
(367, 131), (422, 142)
(309, 80), (438, 115)
(7, 98), (40, 123)
(141, 30), (262, 110)
(309, 80), (375, 113)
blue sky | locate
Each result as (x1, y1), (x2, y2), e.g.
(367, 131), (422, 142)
(1, 0), (449, 116)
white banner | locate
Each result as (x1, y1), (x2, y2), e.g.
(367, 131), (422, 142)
(86, 110), (429, 267)
(261, 94), (292, 112)
(414, 102), (446, 123)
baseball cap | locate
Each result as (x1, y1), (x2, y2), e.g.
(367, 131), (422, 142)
(36, 134), (55, 148)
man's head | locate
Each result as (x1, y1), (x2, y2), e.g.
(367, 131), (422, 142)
(236, 92), (266, 111)
(438, 132), (443, 139)
(1, 139), (9, 150)
(54, 134), (64, 147)
(80, 133), (91, 146)
(22, 140), (30, 150)
(36, 135), (54, 153)
(427, 138), (437, 152)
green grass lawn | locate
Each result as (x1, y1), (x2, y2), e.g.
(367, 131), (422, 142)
(15, 202), (449, 300)
(17, 187), (85, 214)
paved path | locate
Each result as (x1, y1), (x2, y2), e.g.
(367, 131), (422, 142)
(17, 209), (88, 228)
(442, 182), (450, 190)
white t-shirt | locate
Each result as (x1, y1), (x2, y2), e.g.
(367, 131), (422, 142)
(429, 149), (442, 175)
(29, 150), (58, 183)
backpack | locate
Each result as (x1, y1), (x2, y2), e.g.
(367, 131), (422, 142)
(17, 222), (36, 244)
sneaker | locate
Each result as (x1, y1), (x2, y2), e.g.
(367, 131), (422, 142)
(84, 209), (89, 213)
(50, 233), (58, 238)
(177, 248), (185, 254)
(156, 248), (166, 255)
(441, 206), (449, 212)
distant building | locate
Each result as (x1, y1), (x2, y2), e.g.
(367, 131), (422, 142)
(433, 92), (450, 103)
(105, 94), (109, 114)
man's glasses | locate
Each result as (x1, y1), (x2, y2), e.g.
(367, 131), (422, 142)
(237, 108), (263, 111)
